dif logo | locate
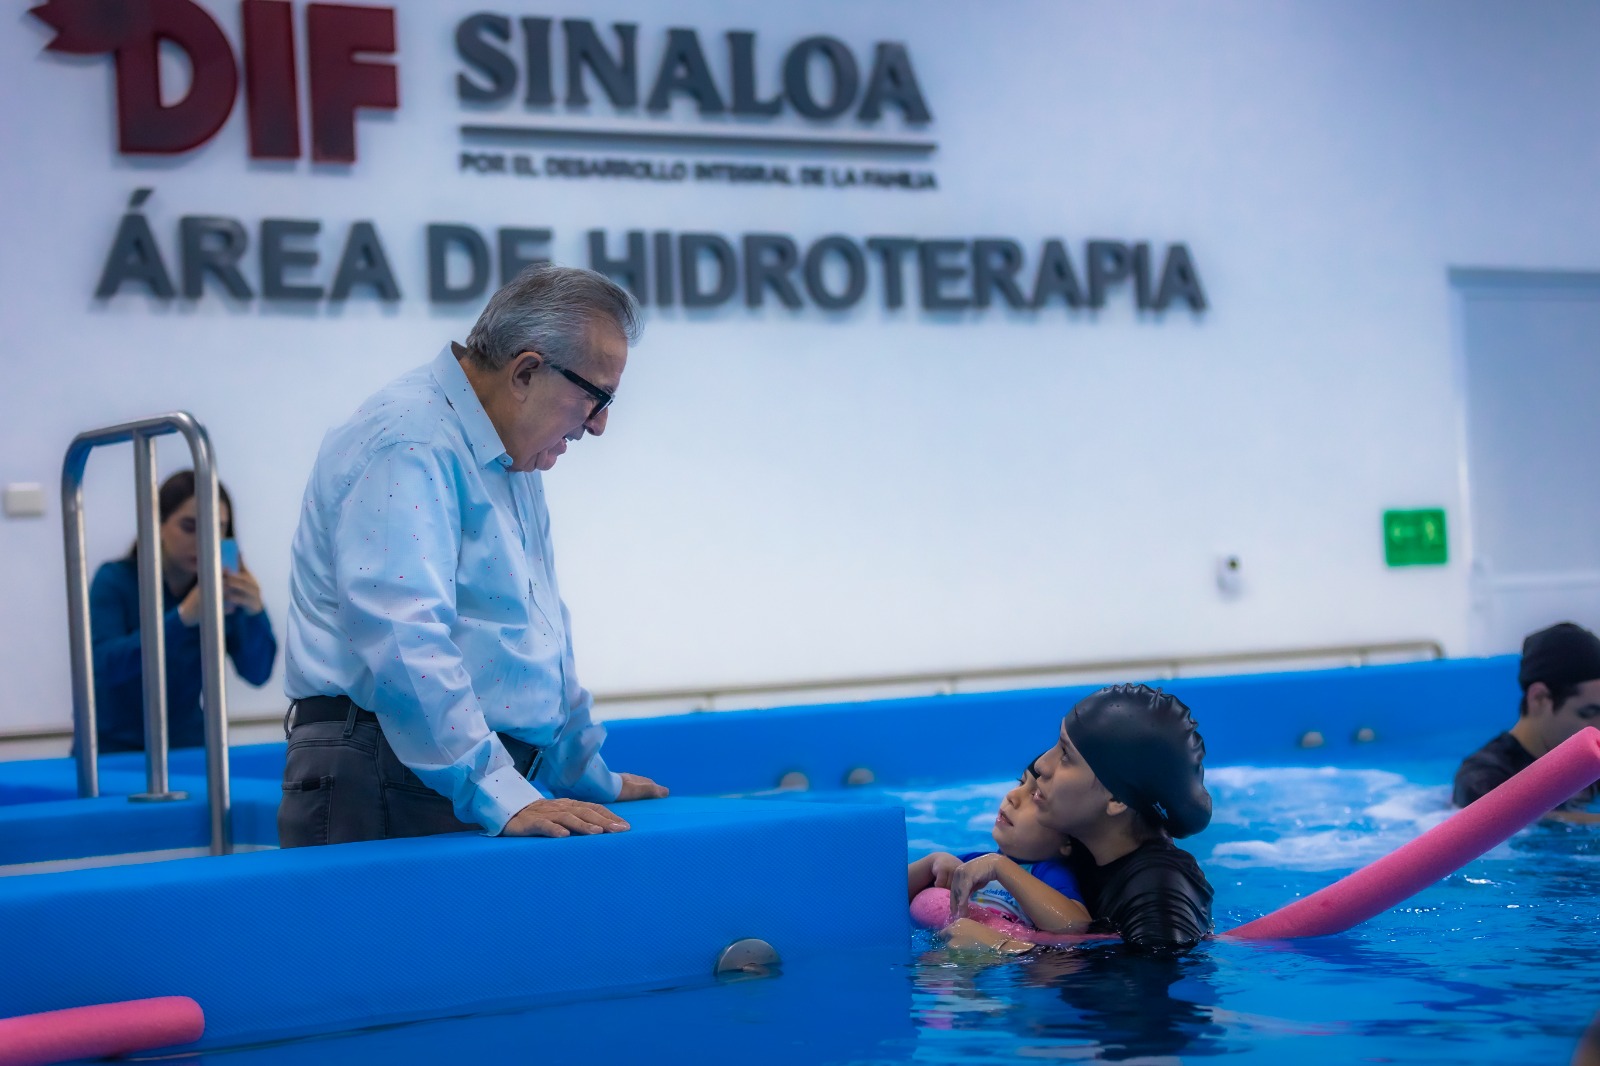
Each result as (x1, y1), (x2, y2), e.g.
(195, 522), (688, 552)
(29, 0), (397, 162)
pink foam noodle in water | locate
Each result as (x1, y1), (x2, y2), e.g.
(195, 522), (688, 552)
(1228, 725), (1600, 940)
(0, 997), (204, 1066)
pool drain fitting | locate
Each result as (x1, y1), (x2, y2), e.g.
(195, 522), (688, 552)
(715, 938), (781, 980)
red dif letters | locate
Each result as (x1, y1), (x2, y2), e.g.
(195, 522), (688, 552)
(30, 0), (397, 162)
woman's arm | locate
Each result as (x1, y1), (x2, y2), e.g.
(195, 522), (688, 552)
(90, 563), (187, 685)
(225, 606), (278, 685)
(220, 566), (277, 685)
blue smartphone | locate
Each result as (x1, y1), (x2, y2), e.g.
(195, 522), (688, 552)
(220, 538), (239, 573)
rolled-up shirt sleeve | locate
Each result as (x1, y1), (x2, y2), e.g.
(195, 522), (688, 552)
(334, 441), (545, 833)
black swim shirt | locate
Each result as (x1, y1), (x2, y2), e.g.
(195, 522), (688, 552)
(1452, 731), (1599, 810)
(1067, 837), (1213, 954)
(1452, 732), (1536, 808)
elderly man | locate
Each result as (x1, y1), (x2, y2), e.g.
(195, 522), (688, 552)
(278, 264), (667, 847)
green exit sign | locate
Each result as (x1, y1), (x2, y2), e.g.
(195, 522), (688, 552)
(1384, 509), (1448, 566)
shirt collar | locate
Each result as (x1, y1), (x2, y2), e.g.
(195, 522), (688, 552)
(433, 343), (514, 470)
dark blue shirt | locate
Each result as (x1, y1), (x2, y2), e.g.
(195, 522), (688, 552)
(88, 557), (278, 752)
(958, 850), (1083, 927)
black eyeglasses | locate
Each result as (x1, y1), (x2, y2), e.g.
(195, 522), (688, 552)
(552, 366), (614, 424)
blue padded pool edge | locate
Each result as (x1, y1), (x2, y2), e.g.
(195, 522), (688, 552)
(0, 796), (908, 1049)
(0, 655), (1526, 806)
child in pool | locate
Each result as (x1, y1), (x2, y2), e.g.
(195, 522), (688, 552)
(907, 766), (1092, 950)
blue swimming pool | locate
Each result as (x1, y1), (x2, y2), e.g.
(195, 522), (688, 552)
(5, 657), (1593, 1064)
(166, 744), (1600, 1065)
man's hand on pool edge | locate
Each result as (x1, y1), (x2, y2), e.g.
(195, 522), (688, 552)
(503, 798), (631, 838)
(616, 773), (670, 801)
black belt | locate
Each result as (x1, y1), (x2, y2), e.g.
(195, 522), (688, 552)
(289, 694), (377, 727)
(287, 695), (543, 779)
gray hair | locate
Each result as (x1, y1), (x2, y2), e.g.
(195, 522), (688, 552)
(463, 263), (641, 372)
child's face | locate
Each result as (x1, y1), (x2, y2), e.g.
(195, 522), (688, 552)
(991, 768), (1066, 862)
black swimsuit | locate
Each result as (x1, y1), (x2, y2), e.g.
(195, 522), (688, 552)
(1453, 731), (1597, 809)
(1067, 838), (1213, 953)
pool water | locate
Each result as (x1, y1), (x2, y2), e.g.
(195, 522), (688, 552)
(862, 755), (1600, 1064)
(187, 757), (1600, 1065)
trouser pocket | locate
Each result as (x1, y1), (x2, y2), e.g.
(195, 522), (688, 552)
(279, 720), (383, 846)
(278, 776), (334, 848)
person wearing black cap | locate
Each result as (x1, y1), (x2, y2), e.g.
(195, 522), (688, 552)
(1029, 683), (1214, 954)
(1452, 622), (1600, 821)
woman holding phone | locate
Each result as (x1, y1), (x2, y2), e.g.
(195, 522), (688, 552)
(86, 470), (277, 753)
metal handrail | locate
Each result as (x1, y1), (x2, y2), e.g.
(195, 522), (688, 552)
(588, 640), (1447, 711)
(63, 412), (232, 856)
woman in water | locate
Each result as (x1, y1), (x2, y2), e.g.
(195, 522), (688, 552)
(1024, 683), (1214, 953)
(87, 470), (277, 753)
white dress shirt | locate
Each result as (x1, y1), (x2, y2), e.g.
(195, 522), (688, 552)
(285, 344), (619, 833)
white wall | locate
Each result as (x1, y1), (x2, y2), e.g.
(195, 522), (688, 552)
(4, 0), (1600, 738)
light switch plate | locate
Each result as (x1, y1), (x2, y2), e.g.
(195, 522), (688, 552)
(3, 483), (46, 518)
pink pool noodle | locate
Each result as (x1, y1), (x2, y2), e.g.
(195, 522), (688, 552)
(910, 886), (1111, 946)
(1228, 725), (1600, 940)
(0, 997), (204, 1066)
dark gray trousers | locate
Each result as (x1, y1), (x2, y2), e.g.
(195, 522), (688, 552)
(277, 702), (538, 848)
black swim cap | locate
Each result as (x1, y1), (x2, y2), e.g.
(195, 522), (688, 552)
(1519, 622), (1600, 692)
(1064, 684), (1212, 838)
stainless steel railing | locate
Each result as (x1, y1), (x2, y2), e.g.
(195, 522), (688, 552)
(63, 413), (232, 856)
